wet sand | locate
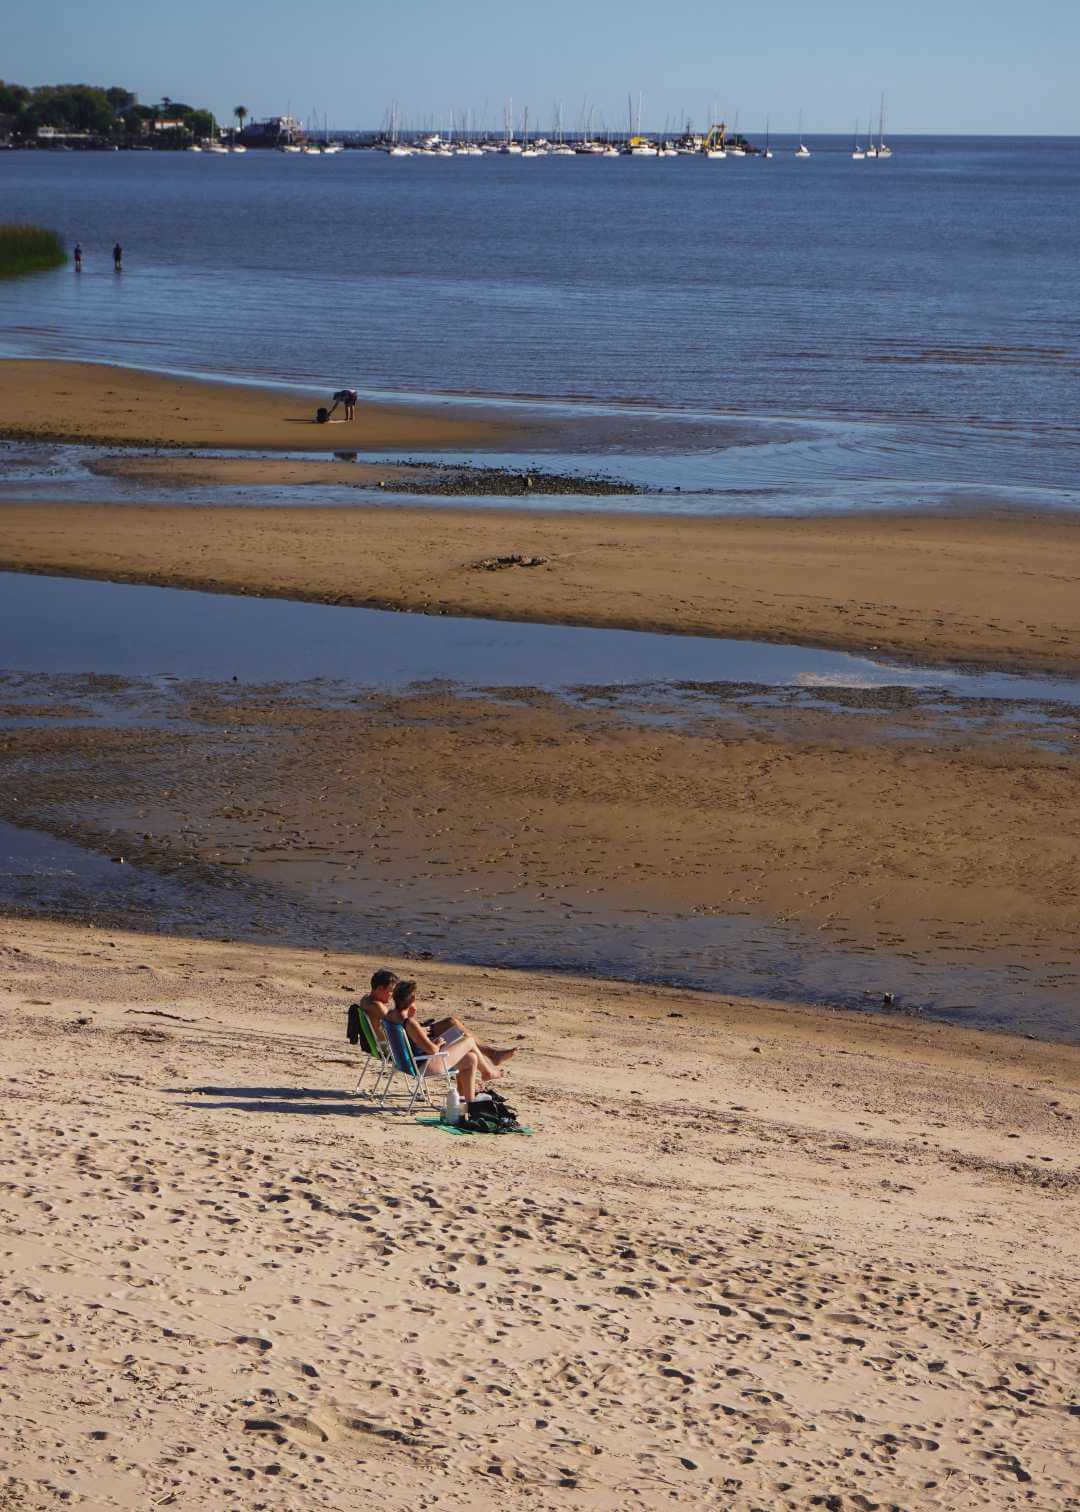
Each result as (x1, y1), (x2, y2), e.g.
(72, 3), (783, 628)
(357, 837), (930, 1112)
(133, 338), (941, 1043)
(89, 454), (638, 498)
(1, 916), (1077, 1509)
(2, 502), (1079, 674)
(0, 359), (517, 452)
(2, 677), (1077, 1032)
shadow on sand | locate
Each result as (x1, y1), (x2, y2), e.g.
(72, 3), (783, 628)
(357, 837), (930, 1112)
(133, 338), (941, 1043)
(166, 1085), (406, 1117)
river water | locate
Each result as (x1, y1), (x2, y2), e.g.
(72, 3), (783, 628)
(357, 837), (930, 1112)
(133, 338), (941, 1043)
(3, 138), (1080, 515)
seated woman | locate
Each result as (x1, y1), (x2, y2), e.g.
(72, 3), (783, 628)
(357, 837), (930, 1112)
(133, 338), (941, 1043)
(385, 979), (506, 1104)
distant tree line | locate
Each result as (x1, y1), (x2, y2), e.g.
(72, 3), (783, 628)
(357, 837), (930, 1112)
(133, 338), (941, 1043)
(0, 81), (217, 145)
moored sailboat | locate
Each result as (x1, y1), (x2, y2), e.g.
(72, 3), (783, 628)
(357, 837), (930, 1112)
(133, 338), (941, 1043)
(795, 110), (810, 157)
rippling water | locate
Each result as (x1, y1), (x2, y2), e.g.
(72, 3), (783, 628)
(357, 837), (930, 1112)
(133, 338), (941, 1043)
(3, 137), (1080, 512)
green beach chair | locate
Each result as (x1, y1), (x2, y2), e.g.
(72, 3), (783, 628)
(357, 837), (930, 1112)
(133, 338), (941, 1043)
(352, 1006), (393, 1098)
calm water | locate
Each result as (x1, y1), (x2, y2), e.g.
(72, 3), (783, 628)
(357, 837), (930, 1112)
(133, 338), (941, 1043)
(4, 571), (1080, 705)
(3, 138), (1080, 514)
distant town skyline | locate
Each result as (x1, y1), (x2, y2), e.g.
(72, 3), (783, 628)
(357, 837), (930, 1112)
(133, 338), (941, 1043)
(7, 0), (1080, 136)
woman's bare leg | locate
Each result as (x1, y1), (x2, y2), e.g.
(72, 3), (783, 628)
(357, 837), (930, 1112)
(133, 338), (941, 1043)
(456, 1051), (479, 1103)
(429, 1016), (515, 1068)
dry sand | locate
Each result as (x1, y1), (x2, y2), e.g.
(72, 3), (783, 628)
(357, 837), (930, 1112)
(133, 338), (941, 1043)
(2, 502), (1080, 674)
(0, 360), (513, 452)
(1, 917), (1077, 1511)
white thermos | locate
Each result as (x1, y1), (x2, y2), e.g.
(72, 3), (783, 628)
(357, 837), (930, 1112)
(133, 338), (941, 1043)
(443, 1083), (462, 1125)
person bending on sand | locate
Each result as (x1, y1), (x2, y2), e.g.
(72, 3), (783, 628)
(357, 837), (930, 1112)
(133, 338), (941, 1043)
(328, 387), (357, 421)
(358, 968), (515, 1068)
(385, 979), (510, 1101)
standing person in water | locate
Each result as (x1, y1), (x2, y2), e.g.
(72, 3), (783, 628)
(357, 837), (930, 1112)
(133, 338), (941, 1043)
(113, 242), (123, 272)
(73, 243), (83, 272)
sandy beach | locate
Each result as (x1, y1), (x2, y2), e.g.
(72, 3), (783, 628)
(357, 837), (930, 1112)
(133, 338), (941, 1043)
(1, 916), (1077, 1510)
(0, 359), (515, 452)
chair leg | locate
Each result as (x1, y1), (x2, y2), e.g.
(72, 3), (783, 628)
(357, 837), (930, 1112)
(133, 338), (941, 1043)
(377, 1067), (398, 1110)
(354, 1057), (372, 1096)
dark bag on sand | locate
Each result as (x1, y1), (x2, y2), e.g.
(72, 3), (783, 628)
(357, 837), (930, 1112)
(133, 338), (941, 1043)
(316, 406), (330, 424)
(346, 1002), (362, 1045)
(460, 1088), (522, 1134)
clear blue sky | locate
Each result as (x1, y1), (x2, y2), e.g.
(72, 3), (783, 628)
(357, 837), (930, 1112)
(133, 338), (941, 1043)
(7, 0), (1080, 135)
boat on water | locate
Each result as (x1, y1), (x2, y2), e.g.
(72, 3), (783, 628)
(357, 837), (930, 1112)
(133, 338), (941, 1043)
(762, 118), (773, 159)
(230, 144), (247, 154)
(701, 122), (727, 159)
(876, 95), (893, 157)
(865, 104), (879, 158)
(851, 122), (865, 160)
(208, 142), (229, 155)
(550, 107), (575, 155)
(279, 142), (302, 154)
(187, 144), (203, 153)
(795, 110), (810, 157)
(520, 109), (541, 157)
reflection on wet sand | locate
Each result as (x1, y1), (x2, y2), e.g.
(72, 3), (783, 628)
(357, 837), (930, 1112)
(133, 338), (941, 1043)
(1, 661), (1077, 1041)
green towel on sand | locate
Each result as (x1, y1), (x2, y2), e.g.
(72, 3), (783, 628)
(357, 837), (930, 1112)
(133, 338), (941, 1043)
(416, 1115), (533, 1137)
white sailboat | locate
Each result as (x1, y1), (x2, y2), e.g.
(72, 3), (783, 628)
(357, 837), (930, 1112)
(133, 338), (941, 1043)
(520, 108), (540, 157)
(851, 121), (865, 160)
(795, 110), (810, 158)
(762, 117), (773, 159)
(499, 99), (522, 154)
(865, 103), (879, 158)
(877, 95), (893, 158)
(386, 103), (412, 155)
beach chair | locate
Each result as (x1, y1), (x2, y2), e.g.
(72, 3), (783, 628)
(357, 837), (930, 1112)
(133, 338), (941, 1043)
(353, 1009), (393, 1098)
(377, 1020), (459, 1115)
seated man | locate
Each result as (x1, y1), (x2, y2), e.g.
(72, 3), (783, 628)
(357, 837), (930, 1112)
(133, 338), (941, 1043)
(355, 968), (515, 1066)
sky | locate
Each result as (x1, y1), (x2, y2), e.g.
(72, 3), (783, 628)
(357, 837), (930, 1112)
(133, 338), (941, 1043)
(7, 0), (1080, 135)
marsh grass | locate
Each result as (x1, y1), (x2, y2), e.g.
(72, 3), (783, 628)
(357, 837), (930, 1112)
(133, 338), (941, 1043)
(0, 225), (67, 278)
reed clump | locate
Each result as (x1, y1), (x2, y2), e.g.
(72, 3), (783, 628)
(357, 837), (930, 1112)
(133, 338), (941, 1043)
(0, 225), (67, 278)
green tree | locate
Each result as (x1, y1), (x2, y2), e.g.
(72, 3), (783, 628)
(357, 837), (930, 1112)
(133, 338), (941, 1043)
(0, 81), (31, 118)
(233, 104), (248, 138)
(187, 109), (215, 142)
(105, 86), (136, 114)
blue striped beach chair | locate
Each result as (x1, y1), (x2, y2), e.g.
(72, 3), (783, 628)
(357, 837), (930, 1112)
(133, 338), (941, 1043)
(378, 1019), (461, 1115)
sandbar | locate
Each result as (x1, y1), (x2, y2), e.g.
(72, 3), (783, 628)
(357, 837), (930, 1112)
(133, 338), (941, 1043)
(1, 501), (1078, 673)
(0, 358), (517, 451)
